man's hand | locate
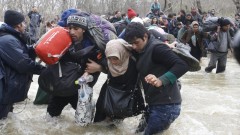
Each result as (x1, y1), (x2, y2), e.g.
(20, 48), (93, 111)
(81, 72), (89, 78)
(85, 59), (102, 73)
(145, 74), (162, 87)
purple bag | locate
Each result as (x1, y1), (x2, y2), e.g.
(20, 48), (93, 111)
(76, 12), (117, 51)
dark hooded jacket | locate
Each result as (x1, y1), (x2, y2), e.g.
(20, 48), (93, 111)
(0, 24), (44, 104)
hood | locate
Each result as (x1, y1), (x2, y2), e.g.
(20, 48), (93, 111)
(0, 23), (20, 35)
(0, 24), (27, 44)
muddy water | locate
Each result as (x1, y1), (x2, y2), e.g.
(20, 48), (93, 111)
(0, 57), (240, 135)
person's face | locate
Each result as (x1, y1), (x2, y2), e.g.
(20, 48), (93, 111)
(192, 24), (199, 32)
(177, 24), (182, 29)
(179, 11), (183, 16)
(16, 22), (26, 33)
(211, 10), (215, 15)
(203, 13), (207, 17)
(128, 34), (148, 53)
(159, 17), (163, 22)
(32, 7), (37, 12)
(186, 15), (192, 20)
(191, 8), (197, 13)
(116, 12), (121, 18)
(68, 25), (85, 42)
(222, 25), (230, 31)
(152, 18), (157, 24)
(186, 24), (191, 30)
(108, 56), (121, 66)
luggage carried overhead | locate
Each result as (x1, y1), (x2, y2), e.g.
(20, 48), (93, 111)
(202, 17), (234, 32)
(74, 12), (117, 51)
(35, 27), (72, 65)
(202, 17), (219, 32)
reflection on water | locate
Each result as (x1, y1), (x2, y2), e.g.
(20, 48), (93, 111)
(0, 58), (240, 135)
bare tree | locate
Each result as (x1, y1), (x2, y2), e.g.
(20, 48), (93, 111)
(163, 0), (167, 12)
(0, 0), (238, 22)
(196, 0), (202, 14)
(233, 0), (240, 13)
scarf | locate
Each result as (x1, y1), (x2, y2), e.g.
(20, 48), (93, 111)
(105, 39), (132, 77)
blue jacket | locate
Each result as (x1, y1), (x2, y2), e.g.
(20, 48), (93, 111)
(0, 24), (44, 104)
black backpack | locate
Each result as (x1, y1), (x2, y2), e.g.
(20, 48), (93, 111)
(38, 62), (83, 97)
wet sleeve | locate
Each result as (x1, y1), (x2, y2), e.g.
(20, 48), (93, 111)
(152, 44), (189, 86)
(159, 71), (177, 86)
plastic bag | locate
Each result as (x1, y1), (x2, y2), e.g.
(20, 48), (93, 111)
(75, 75), (95, 126)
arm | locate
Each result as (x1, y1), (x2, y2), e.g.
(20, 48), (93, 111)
(85, 50), (108, 74)
(0, 38), (44, 74)
(85, 58), (107, 74)
(209, 26), (220, 41)
(180, 30), (188, 44)
(177, 27), (186, 41)
(145, 45), (189, 87)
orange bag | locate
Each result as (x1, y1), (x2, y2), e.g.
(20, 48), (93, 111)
(35, 27), (72, 65)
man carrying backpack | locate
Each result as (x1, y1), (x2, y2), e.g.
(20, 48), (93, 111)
(205, 19), (232, 73)
(124, 22), (189, 135)
(46, 13), (106, 117)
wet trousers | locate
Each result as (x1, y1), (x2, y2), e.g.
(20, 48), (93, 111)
(144, 104), (181, 135)
(0, 80), (13, 119)
(47, 94), (78, 117)
(205, 52), (227, 73)
(0, 104), (13, 119)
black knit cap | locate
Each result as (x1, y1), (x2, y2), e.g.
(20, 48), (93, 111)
(4, 10), (25, 26)
(220, 19), (231, 27)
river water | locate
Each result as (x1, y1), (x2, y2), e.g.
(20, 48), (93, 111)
(0, 57), (240, 135)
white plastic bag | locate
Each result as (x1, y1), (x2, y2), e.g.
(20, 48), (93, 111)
(75, 75), (95, 126)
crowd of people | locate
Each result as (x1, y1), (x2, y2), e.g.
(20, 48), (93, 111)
(0, 0), (239, 135)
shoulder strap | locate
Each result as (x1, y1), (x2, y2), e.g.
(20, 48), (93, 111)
(130, 55), (136, 62)
(132, 74), (140, 93)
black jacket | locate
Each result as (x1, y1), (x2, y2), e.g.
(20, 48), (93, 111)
(94, 58), (145, 122)
(136, 35), (189, 105)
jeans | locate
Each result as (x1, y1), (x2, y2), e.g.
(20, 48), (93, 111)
(144, 104), (181, 135)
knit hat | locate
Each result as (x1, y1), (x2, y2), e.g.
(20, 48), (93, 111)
(67, 15), (88, 30)
(127, 8), (137, 19)
(191, 21), (199, 27)
(220, 19), (231, 27)
(57, 8), (78, 27)
(4, 10), (25, 26)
